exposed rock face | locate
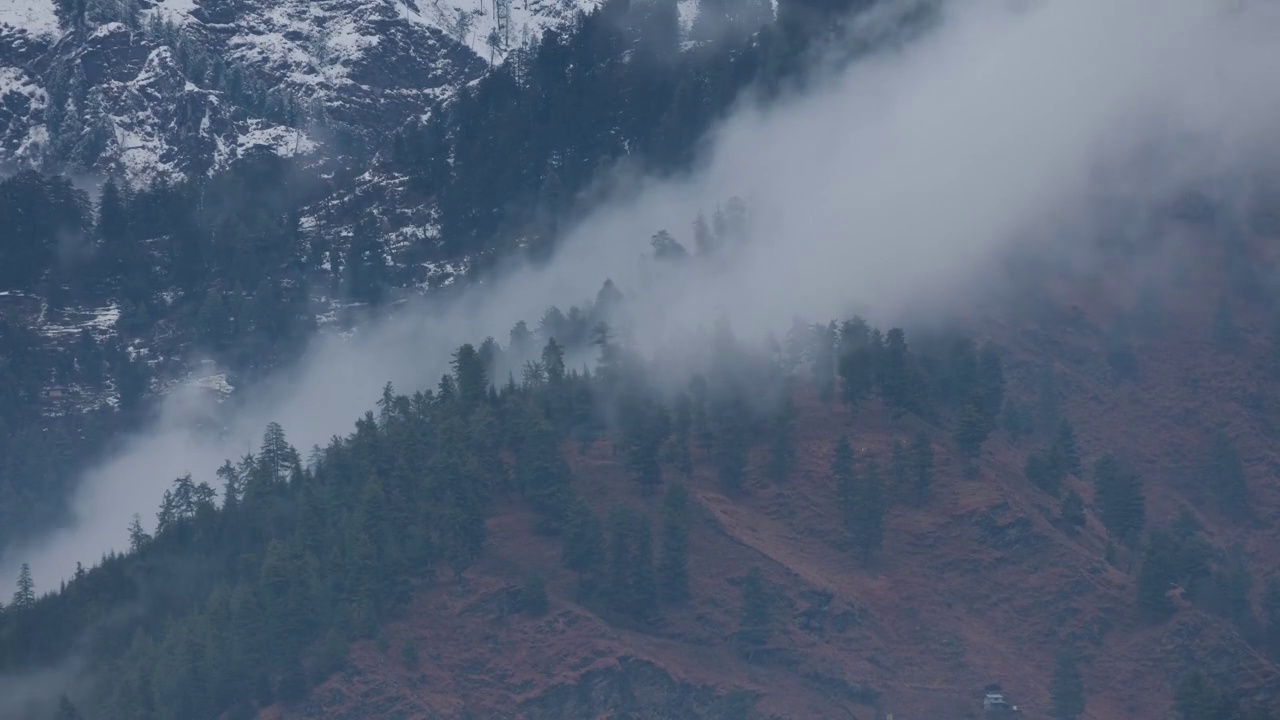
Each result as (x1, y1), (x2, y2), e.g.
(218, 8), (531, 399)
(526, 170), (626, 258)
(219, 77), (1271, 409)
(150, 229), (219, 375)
(0, 0), (595, 183)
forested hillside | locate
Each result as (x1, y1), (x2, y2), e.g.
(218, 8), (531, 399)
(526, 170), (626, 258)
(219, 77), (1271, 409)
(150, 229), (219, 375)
(3, 0), (1280, 719)
(6, 207), (1280, 719)
(0, 0), (876, 552)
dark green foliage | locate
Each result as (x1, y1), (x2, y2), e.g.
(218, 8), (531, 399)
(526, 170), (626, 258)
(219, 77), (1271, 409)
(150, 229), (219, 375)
(910, 432), (933, 505)
(1050, 650), (1086, 720)
(954, 400), (989, 462)
(1025, 450), (1064, 496)
(1093, 454), (1145, 545)
(520, 573), (550, 617)
(55, 695), (83, 720)
(889, 439), (908, 498)
(659, 483), (692, 602)
(401, 640), (420, 669)
(1264, 576), (1280, 653)
(852, 460), (885, 563)
(711, 393), (750, 495)
(811, 322), (838, 402)
(604, 508), (658, 622)
(738, 567), (771, 648)
(1136, 518), (1213, 621)
(880, 328), (916, 416)
(1001, 398), (1034, 444)
(1061, 490), (1086, 531)
(12, 563), (35, 609)
(834, 439), (885, 562)
(836, 317), (876, 410)
(1174, 671), (1250, 720)
(619, 391), (671, 494)
(1203, 546), (1254, 626)
(833, 437), (855, 530)
(1206, 431), (1249, 518)
(561, 499), (606, 600)
(1213, 296), (1242, 352)
(767, 391), (796, 483)
(1053, 420), (1083, 476)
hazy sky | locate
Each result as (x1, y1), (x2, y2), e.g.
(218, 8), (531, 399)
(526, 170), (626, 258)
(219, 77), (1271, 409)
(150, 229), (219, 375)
(5, 0), (1280, 588)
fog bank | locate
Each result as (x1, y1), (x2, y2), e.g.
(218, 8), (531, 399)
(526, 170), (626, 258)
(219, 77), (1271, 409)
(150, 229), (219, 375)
(6, 0), (1280, 587)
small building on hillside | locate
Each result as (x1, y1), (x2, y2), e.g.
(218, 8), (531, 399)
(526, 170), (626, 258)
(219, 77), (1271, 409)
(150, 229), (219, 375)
(982, 684), (1022, 716)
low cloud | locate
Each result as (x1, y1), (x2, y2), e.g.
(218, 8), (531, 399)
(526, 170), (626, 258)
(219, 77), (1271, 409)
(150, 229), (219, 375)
(6, 0), (1280, 587)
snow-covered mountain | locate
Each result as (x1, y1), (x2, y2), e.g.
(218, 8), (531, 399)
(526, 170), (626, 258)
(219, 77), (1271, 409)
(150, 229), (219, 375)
(0, 0), (598, 183)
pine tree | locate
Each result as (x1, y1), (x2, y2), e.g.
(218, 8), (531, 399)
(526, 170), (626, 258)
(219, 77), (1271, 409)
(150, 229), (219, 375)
(833, 437), (855, 532)
(1094, 454), (1145, 545)
(767, 392), (795, 483)
(1053, 419), (1082, 476)
(561, 500), (605, 600)
(1050, 651), (1086, 720)
(738, 567), (771, 649)
(881, 328), (914, 416)
(605, 508), (634, 613)
(911, 431), (933, 504)
(811, 322), (837, 402)
(1136, 530), (1179, 621)
(12, 562), (35, 609)
(55, 695), (83, 720)
(1025, 449), (1064, 496)
(1061, 490), (1086, 531)
(128, 513), (151, 552)
(1206, 430), (1248, 518)
(451, 343), (490, 412)
(853, 460), (885, 564)
(954, 399), (989, 465)
(659, 483), (691, 602)
(630, 518), (659, 621)
(520, 572), (549, 616)
(890, 439), (908, 498)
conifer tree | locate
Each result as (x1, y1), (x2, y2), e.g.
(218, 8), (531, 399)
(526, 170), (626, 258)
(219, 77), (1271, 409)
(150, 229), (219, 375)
(12, 563), (35, 609)
(128, 513), (151, 552)
(1136, 529), (1179, 621)
(955, 399), (990, 464)
(451, 343), (490, 412)
(837, 317), (875, 410)
(811, 322), (837, 402)
(1094, 454), (1145, 545)
(561, 500), (605, 600)
(833, 437), (855, 532)
(881, 328), (914, 416)
(56, 695), (83, 720)
(911, 431), (933, 504)
(1206, 430), (1248, 518)
(890, 439), (908, 497)
(1061, 490), (1086, 531)
(738, 567), (771, 648)
(659, 483), (691, 602)
(768, 391), (795, 483)
(630, 519), (659, 621)
(853, 460), (885, 564)
(606, 508), (634, 613)
(1053, 419), (1082, 476)
(1050, 651), (1086, 720)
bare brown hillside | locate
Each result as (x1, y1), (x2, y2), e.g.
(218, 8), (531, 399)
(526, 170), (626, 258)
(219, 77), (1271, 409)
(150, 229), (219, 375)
(265, 224), (1280, 720)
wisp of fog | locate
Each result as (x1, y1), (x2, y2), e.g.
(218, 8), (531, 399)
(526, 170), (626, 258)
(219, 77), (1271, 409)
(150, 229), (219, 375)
(5, 0), (1280, 588)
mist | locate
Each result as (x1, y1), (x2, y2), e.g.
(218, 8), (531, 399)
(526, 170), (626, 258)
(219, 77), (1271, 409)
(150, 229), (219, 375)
(5, 0), (1280, 588)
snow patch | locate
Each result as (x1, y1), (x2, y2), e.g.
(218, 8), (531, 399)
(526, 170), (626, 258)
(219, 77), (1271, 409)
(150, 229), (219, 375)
(0, 0), (59, 37)
(41, 304), (120, 337)
(146, 0), (199, 25)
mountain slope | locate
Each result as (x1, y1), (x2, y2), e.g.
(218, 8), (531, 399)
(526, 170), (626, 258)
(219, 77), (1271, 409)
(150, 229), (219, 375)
(0, 0), (599, 182)
(256, 222), (1280, 720)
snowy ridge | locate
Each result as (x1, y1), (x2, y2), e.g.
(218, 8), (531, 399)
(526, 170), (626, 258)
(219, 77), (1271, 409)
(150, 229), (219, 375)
(0, 0), (598, 184)
(0, 0), (59, 38)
